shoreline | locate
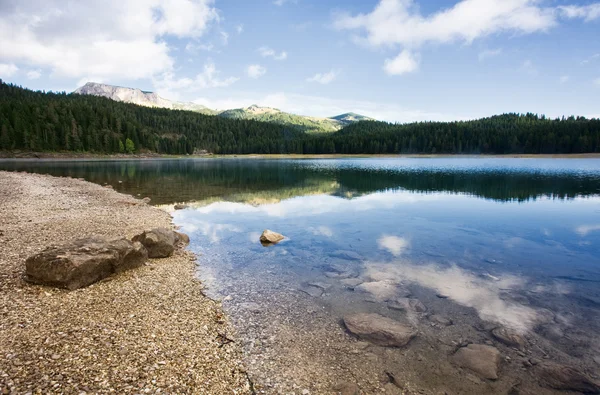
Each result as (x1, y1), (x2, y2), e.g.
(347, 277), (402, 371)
(1, 151), (600, 160)
(0, 171), (251, 394)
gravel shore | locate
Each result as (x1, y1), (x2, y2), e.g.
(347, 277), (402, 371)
(0, 171), (251, 394)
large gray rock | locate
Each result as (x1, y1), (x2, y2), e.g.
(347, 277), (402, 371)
(451, 344), (501, 380)
(259, 229), (285, 245)
(132, 228), (183, 258)
(25, 237), (148, 290)
(537, 363), (600, 393)
(343, 313), (416, 347)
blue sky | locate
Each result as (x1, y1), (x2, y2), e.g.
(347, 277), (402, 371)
(0, 0), (599, 122)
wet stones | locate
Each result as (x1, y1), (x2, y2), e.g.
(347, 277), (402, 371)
(355, 281), (398, 302)
(259, 229), (285, 245)
(451, 344), (501, 380)
(491, 327), (526, 350)
(132, 228), (182, 258)
(343, 313), (416, 347)
(537, 363), (600, 393)
(299, 284), (324, 297)
(25, 237), (148, 290)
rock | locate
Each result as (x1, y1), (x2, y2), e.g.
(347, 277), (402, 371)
(428, 315), (453, 326)
(343, 313), (416, 347)
(451, 344), (501, 380)
(332, 382), (359, 395)
(491, 327), (526, 350)
(356, 281), (398, 302)
(142, 197), (151, 203)
(594, 356), (600, 366)
(299, 284), (323, 297)
(25, 237), (148, 290)
(436, 293), (449, 299)
(537, 363), (600, 393)
(259, 229), (285, 245)
(132, 228), (179, 258)
(388, 298), (427, 313)
(173, 204), (189, 210)
(330, 250), (363, 261)
(341, 278), (363, 288)
(239, 302), (261, 313)
(174, 231), (190, 246)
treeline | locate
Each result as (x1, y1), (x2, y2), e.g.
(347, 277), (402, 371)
(1, 80), (599, 154)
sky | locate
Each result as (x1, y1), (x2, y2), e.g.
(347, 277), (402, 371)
(0, 0), (599, 122)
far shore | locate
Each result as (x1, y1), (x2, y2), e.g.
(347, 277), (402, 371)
(1, 151), (600, 160)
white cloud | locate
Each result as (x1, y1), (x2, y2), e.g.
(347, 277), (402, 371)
(26, 69), (41, 80)
(595, 78), (600, 86)
(247, 64), (267, 79)
(307, 69), (339, 84)
(521, 59), (537, 75)
(383, 49), (419, 75)
(153, 63), (238, 100)
(273, 0), (297, 5)
(557, 4), (600, 21)
(220, 31), (229, 45)
(258, 46), (288, 61)
(185, 42), (214, 53)
(236, 24), (244, 34)
(0, 0), (218, 80)
(377, 235), (410, 256)
(581, 53), (600, 65)
(478, 48), (502, 62)
(576, 224), (600, 236)
(334, 0), (600, 72)
(559, 75), (570, 84)
(0, 63), (18, 77)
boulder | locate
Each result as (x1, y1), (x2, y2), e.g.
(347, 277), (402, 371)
(259, 229), (285, 245)
(175, 231), (190, 246)
(25, 237), (148, 290)
(132, 228), (181, 258)
(343, 313), (416, 347)
(537, 363), (600, 393)
(491, 327), (526, 350)
(173, 204), (189, 210)
(451, 344), (501, 380)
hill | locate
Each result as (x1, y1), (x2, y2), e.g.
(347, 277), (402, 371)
(218, 105), (344, 133)
(74, 82), (216, 115)
(73, 82), (372, 133)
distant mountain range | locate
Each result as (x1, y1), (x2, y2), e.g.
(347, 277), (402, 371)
(73, 82), (374, 133)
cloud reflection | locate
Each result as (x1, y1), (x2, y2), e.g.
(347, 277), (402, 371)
(363, 261), (539, 333)
(378, 235), (410, 256)
(575, 224), (600, 236)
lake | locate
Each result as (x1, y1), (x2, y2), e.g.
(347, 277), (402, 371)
(2, 157), (600, 394)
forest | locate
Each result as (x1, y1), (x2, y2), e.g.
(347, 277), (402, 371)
(1, 80), (599, 155)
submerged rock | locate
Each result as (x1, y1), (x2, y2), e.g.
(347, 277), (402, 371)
(173, 204), (189, 210)
(491, 327), (526, 350)
(537, 363), (600, 393)
(451, 344), (501, 380)
(259, 229), (285, 245)
(25, 237), (148, 290)
(388, 298), (427, 313)
(343, 313), (416, 347)
(330, 250), (363, 261)
(299, 284), (323, 297)
(428, 314), (453, 326)
(132, 228), (183, 258)
(356, 281), (399, 302)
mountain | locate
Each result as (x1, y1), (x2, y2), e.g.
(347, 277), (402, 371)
(330, 112), (375, 126)
(73, 83), (373, 133)
(73, 82), (215, 115)
(218, 105), (344, 133)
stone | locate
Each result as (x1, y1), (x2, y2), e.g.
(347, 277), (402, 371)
(173, 204), (189, 210)
(451, 344), (501, 380)
(537, 363), (600, 393)
(142, 197), (151, 203)
(594, 356), (600, 366)
(330, 250), (363, 261)
(132, 228), (180, 258)
(341, 278), (363, 288)
(332, 382), (359, 395)
(174, 231), (190, 246)
(259, 229), (285, 245)
(388, 298), (427, 313)
(491, 327), (526, 350)
(299, 284), (323, 297)
(356, 281), (399, 302)
(428, 315), (453, 326)
(25, 237), (148, 290)
(343, 313), (416, 347)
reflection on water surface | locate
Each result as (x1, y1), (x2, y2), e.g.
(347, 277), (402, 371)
(2, 158), (600, 394)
